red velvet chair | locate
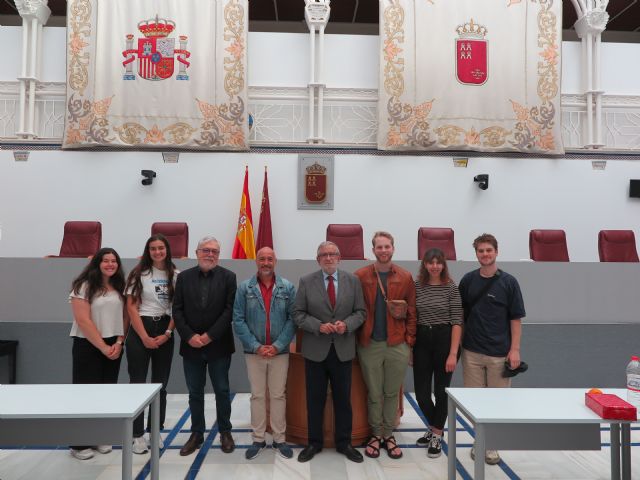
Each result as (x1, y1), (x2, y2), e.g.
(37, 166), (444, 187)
(326, 224), (364, 260)
(417, 227), (456, 260)
(151, 222), (189, 258)
(529, 229), (569, 262)
(598, 230), (639, 262)
(55, 221), (102, 258)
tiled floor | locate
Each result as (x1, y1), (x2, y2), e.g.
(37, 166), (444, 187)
(1, 392), (638, 479)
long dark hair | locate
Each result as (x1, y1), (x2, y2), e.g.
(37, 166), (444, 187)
(126, 234), (176, 304)
(71, 248), (126, 303)
(418, 248), (452, 285)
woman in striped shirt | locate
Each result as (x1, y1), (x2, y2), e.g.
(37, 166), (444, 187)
(413, 248), (463, 458)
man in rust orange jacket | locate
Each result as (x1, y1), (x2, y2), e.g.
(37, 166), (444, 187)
(354, 231), (416, 460)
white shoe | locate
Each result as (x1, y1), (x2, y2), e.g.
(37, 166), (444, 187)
(94, 445), (112, 454)
(70, 448), (94, 460)
(470, 446), (501, 465)
(485, 449), (501, 465)
(132, 436), (149, 454)
(145, 433), (164, 449)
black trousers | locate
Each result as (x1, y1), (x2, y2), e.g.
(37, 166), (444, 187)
(126, 316), (174, 437)
(305, 345), (352, 449)
(412, 324), (455, 430)
(71, 336), (122, 449)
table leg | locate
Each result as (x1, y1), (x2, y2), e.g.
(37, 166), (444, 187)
(150, 393), (160, 480)
(448, 396), (456, 479)
(610, 423), (621, 480)
(475, 423), (486, 480)
(621, 423), (631, 480)
(122, 418), (133, 480)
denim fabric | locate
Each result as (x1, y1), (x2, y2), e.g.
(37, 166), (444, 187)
(183, 353), (232, 433)
(232, 275), (296, 354)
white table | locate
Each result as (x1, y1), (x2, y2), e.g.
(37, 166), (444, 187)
(0, 383), (161, 480)
(447, 388), (635, 480)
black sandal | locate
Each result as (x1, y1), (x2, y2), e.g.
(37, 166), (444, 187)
(384, 435), (403, 459)
(364, 435), (382, 458)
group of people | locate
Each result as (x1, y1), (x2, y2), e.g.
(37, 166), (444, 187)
(67, 231), (525, 466)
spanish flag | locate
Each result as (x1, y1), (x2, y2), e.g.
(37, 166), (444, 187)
(232, 167), (256, 259)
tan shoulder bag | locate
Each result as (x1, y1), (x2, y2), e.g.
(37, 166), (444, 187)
(374, 267), (408, 320)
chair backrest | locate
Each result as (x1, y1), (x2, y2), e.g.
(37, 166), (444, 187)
(326, 224), (364, 260)
(598, 230), (639, 262)
(151, 222), (189, 258)
(59, 221), (102, 258)
(417, 227), (456, 260)
(529, 229), (569, 262)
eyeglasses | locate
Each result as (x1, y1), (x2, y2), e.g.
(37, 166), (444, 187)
(318, 252), (340, 258)
(197, 248), (220, 255)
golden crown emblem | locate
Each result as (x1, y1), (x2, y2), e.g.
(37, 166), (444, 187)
(306, 162), (327, 175)
(456, 19), (488, 39)
(138, 15), (176, 38)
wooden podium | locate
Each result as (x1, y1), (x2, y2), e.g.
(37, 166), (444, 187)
(283, 332), (404, 447)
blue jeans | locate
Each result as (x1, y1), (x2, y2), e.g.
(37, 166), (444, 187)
(183, 353), (232, 434)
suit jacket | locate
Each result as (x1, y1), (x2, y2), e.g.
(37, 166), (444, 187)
(172, 265), (237, 361)
(292, 269), (366, 362)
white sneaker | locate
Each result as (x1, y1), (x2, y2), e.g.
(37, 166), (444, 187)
(145, 433), (164, 449)
(94, 445), (112, 454)
(132, 436), (149, 454)
(485, 449), (501, 465)
(470, 446), (501, 465)
(70, 448), (94, 460)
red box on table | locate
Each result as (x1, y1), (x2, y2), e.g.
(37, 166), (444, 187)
(585, 393), (637, 421)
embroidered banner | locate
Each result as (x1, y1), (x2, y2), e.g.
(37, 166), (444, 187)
(378, 0), (564, 154)
(63, 0), (248, 150)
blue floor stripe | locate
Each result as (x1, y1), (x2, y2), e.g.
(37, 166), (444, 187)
(455, 413), (521, 480)
(403, 392), (472, 480)
(184, 393), (235, 480)
(135, 406), (192, 480)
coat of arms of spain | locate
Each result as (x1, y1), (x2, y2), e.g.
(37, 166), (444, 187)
(122, 15), (191, 81)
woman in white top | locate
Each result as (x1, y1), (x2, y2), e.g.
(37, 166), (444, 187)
(69, 247), (128, 460)
(125, 234), (178, 454)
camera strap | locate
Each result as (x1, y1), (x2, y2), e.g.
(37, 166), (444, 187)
(463, 269), (502, 321)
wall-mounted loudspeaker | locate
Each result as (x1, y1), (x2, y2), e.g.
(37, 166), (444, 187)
(630, 180), (640, 198)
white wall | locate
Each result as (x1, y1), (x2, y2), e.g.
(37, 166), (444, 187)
(1, 29), (640, 261)
(1, 150), (640, 261)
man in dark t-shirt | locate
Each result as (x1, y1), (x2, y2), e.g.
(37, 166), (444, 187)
(458, 233), (525, 465)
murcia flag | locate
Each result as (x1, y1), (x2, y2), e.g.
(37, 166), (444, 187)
(256, 168), (273, 251)
(378, 0), (563, 154)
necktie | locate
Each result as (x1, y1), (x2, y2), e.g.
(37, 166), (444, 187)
(327, 275), (336, 309)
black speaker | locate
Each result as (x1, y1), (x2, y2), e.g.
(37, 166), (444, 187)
(631, 180), (640, 198)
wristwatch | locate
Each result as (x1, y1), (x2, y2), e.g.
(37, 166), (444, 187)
(165, 329), (173, 338)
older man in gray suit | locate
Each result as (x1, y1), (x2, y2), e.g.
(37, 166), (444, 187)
(293, 241), (366, 463)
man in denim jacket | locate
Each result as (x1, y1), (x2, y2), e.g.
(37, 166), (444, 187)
(232, 247), (296, 460)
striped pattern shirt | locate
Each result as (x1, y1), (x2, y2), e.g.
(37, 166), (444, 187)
(415, 280), (463, 327)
